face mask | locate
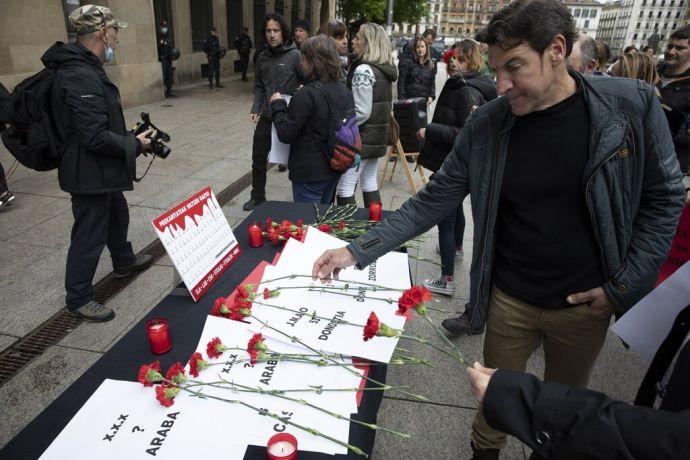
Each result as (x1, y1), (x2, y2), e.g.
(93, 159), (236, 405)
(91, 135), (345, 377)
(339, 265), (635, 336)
(104, 34), (115, 63)
(160, 27), (168, 34)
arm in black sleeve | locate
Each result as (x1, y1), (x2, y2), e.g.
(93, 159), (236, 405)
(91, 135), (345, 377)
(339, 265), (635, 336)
(270, 89), (313, 145)
(397, 59), (409, 100)
(483, 369), (690, 460)
(429, 66), (436, 100)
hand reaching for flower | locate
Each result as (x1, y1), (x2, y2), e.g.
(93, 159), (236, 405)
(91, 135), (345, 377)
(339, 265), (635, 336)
(467, 362), (497, 404)
(312, 247), (358, 283)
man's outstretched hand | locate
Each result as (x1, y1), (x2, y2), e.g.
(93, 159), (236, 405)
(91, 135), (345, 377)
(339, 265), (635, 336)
(312, 248), (358, 283)
(467, 362), (497, 404)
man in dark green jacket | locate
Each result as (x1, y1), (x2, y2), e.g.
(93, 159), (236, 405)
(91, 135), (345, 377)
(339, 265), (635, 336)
(312, 0), (685, 458)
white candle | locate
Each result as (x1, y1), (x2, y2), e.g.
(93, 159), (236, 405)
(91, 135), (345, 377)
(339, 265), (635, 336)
(267, 440), (296, 456)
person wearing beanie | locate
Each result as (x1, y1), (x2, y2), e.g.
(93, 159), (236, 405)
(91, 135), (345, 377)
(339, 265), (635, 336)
(294, 19), (311, 48)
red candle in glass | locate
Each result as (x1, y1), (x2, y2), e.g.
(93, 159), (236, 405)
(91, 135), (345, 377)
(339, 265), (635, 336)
(145, 318), (172, 354)
(369, 202), (382, 222)
(248, 222), (264, 248)
(267, 433), (298, 460)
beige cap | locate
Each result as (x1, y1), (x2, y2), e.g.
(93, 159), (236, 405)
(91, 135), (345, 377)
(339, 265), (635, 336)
(69, 4), (128, 35)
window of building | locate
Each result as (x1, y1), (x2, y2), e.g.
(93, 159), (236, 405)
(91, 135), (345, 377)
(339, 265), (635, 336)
(590, 9), (597, 18)
(648, 11), (652, 17)
(441, 26), (446, 33)
(582, 9), (589, 16)
(253, 0), (266, 49)
(642, 0), (646, 5)
(584, 19), (590, 28)
(190, 0), (213, 52)
(671, 0), (675, 5)
(227, 0), (242, 48)
(574, 8), (581, 17)
(637, 22), (641, 28)
(639, 11), (644, 17)
(274, 0), (284, 16)
(673, 22), (678, 29)
(676, 11), (682, 19)
(667, 11), (672, 18)
(468, 5), (473, 12)
(652, 0), (656, 5)
(646, 22), (650, 29)
(634, 33), (638, 39)
(61, 0), (82, 41)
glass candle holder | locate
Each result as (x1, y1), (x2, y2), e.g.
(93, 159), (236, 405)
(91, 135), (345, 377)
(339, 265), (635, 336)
(145, 317), (172, 354)
(369, 202), (382, 222)
(267, 433), (298, 460)
(248, 222), (264, 248)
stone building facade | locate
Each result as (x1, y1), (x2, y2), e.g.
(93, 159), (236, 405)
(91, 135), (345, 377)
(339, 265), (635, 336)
(0, 0), (334, 107)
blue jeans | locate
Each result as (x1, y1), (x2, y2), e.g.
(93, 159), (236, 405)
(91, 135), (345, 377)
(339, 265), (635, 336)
(437, 201), (466, 276)
(292, 179), (338, 204)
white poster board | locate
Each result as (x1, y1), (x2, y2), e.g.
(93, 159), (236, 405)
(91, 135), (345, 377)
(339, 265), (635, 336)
(152, 187), (241, 301)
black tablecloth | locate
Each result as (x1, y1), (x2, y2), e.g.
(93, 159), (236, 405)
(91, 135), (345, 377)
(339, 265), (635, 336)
(1, 202), (388, 459)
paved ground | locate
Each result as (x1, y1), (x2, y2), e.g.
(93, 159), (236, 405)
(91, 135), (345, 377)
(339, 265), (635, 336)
(0, 67), (678, 459)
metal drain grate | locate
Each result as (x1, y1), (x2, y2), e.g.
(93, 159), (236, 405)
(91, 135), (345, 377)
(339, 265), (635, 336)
(0, 169), (254, 386)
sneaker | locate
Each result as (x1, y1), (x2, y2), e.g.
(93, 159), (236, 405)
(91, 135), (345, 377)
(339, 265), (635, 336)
(69, 301), (115, 323)
(113, 254), (154, 278)
(278, 164), (287, 172)
(441, 311), (485, 335)
(243, 196), (266, 211)
(0, 191), (15, 208)
(423, 274), (455, 296)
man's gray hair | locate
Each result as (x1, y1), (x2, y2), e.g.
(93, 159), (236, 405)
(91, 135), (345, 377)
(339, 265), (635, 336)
(579, 34), (597, 69)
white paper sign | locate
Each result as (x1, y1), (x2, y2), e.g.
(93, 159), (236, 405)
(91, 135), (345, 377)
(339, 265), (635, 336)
(611, 261), (690, 364)
(191, 315), (356, 454)
(268, 95), (292, 165)
(40, 379), (247, 460)
(152, 187), (241, 301)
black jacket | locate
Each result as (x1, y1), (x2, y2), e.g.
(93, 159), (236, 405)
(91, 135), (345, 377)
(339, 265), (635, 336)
(235, 33), (253, 56)
(397, 57), (436, 100)
(418, 72), (497, 172)
(482, 305), (690, 459)
(252, 41), (302, 117)
(347, 60), (398, 159)
(270, 81), (352, 183)
(658, 65), (690, 171)
(203, 34), (221, 58)
(43, 42), (139, 194)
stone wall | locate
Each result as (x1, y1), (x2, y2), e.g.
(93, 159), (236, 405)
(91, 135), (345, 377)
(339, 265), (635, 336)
(0, 0), (335, 107)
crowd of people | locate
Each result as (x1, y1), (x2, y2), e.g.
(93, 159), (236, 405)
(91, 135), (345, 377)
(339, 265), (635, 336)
(1, 0), (689, 458)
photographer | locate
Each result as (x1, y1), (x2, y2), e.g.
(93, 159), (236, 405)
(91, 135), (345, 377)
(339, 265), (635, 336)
(44, 5), (155, 322)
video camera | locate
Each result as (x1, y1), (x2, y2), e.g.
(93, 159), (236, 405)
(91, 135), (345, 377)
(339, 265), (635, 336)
(131, 112), (171, 159)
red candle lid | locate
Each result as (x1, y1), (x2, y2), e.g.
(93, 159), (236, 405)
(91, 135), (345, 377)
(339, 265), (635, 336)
(267, 432), (298, 447)
(145, 317), (168, 331)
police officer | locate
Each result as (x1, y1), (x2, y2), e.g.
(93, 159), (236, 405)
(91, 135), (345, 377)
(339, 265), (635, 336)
(203, 27), (224, 89)
(157, 20), (176, 97)
(42, 5), (155, 322)
(234, 26), (253, 82)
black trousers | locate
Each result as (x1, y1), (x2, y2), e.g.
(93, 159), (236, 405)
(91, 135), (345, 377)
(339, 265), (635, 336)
(251, 117), (272, 199)
(0, 160), (7, 194)
(240, 53), (250, 79)
(65, 192), (136, 309)
(208, 56), (220, 86)
(161, 59), (173, 93)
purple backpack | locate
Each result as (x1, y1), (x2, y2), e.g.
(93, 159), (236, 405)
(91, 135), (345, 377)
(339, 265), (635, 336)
(319, 86), (361, 171)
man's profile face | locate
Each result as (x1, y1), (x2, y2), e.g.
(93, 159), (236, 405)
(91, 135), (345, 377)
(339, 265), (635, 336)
(665, 38), (690, 69)
(294, 28), (309, 45)
(423, 34), (434, 46)
(266, 20), (283, 48)
(489, 41), (560, 116)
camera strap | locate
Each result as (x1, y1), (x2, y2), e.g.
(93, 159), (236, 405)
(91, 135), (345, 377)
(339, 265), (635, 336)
(133, 154), (156, 182)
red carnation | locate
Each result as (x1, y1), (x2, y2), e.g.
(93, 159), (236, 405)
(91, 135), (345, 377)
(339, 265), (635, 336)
(397, 286), (433, 315)
(155, 384), (179, 407)
(266, 217), (273, 228)
(297, 218), (303, 227)
(227, 298), (252, 321)
(263, 288), (270, 299)
(188, 352), (209, 377)
(165, 362), (186, 384)
(236, 284), (250, 299)
(318, 224), (332, 233)
(206, 337), (226, 359)
(338, 220), (346, 230)
(247, 333), (267, 364)
(137, 361), (163, 387)
(211, 297), (231, 318)
(363, 312), (380, 341)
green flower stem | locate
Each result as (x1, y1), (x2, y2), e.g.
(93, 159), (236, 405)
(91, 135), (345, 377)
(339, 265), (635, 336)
(255, 300), (368, 328)
(211, 380), (411, 439)
(183, 379), (411, 395)
(398, 334), (468, 367)
(421, 314), (472, 367)
(180, 385), (367, 457)
(251, 314), (429, 402)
